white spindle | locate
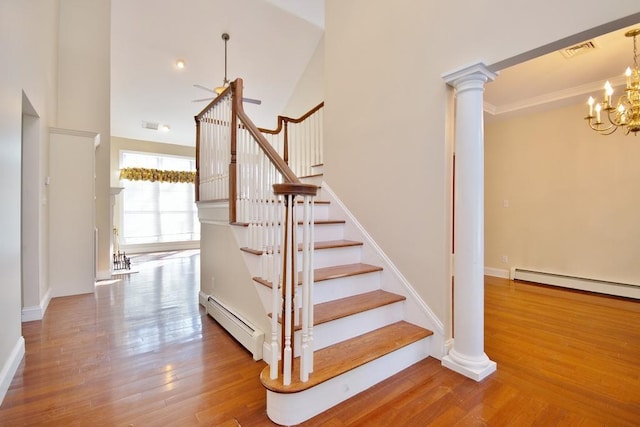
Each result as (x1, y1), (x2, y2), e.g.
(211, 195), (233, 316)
(282, 194), (294, 386)
(300, 194), (311, 381)
(308, 194), (315, 374)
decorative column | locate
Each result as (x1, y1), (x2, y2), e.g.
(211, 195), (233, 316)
(442, 63), (497, 381)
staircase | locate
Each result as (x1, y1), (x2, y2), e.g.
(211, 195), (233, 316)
(195, 81), (441, 425)
(240, 167), (434, 425)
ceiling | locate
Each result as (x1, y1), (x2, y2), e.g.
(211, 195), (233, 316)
(110, 2), (638, 146)
(485, 22), (640, 121)
(110, 0), (324, 146)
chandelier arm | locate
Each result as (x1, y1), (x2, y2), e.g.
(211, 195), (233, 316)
(583, 28), (640, 136)
(585, 116), (617, 134)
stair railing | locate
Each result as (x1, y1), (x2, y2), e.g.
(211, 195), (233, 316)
(259, 102), (324, 178)
(195, 79), (317, 386)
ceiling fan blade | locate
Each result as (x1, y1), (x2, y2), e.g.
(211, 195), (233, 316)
(193, 84), (216, 94)
(243, 97), (262, 105)
(192, 97), (214, 103)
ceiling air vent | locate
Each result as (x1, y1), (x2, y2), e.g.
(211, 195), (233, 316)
(141, 121), (160, 130)
(560, 40), (598, 59)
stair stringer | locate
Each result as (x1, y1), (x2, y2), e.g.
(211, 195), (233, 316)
(320, 181), (446, 359)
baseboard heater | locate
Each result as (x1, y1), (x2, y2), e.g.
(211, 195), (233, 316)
(207, 296), (264, 360)
(511, 268), (640, 300)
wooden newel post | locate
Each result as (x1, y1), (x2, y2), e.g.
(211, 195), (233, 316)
(273, 182), (317, 385)
(229, 80), (241, 223)
(194, 117), (201, 202)
(283, 121), (289, 165)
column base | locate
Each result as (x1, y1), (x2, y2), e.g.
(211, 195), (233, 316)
(442, 349), (497, 381)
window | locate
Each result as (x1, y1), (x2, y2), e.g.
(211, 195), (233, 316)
(120, 151), (199, 245)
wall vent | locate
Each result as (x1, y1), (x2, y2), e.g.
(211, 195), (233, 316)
(560, 41), (598, 59)
(141, 121), (160, 130)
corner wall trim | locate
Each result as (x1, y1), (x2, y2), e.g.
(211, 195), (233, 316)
(0, 336), (25, 406)
(484, 267), (509, 279)
(21, 287), (52, 322)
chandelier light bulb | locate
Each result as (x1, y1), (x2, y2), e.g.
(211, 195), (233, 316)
(584, 28), (640, 135)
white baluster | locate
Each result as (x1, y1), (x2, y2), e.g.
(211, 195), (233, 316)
(282, 194), (293, 386)
(308, 193), (315, 374)
(300, 194), (311, 382)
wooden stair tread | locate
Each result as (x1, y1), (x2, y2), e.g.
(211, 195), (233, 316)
(241, 238), (361, 256)
(312, 239), (362, 250)
(234, 218), (344, 228)
(304, 290), (405, 328)
(253, 263), (382, 288)
(314, 263), (383, 282)
(300, 172), (323, 179)
(260, 321), (433, 393)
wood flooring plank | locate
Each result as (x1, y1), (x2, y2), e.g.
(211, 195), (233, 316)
(2, 253), (639, 426)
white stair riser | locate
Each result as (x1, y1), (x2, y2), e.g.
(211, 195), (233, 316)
(233, 220), (343, 249)
(241, 243), (360, 277)
(265, 337), (432, 426)
(306, 223), (344, 242)
(284, 302), (405, 356)
(313, 272), (381, 304)
(308, 245), (362, 269)
(310, 165), (323, 175)
(300, 174), (323, 187)
(254, 270), (383, 315)
(294, 203), (329, 221)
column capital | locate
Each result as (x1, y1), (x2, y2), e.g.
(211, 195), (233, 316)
(442, 62), (497, 89)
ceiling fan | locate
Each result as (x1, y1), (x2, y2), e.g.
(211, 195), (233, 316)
(193, 33), (262, 105)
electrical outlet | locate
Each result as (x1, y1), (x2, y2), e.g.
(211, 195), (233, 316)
(501, 255), (508, 264)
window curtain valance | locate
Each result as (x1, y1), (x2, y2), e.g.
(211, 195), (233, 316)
(119, 167), (196, 184)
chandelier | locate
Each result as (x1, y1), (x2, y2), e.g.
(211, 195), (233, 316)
(585, 28), (640, 135)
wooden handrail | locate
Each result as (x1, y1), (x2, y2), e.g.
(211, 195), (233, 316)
(258, 102), (325, 135)
(232, 79), (301, 185)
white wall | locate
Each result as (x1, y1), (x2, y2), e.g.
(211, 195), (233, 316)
(324, 0), (640, 339)
(0, 0), (59, 404)
(199, 222), (271, 336)
(282, 36), (325, 119)
(485, 102), (640, 285)
(57, 0), (112, 279)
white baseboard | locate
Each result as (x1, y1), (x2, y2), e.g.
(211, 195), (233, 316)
(484, 267), (510, 279)
(513, 268), (640, 300)
(121, 240), (200, 255)
(0, 336), (25, 406)
(198, 291), (208, 307)
(22, 288), (52, 322)
(96, 269), (112, 281)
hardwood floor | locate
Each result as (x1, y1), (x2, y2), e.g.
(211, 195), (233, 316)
(1, 252), (638, 426)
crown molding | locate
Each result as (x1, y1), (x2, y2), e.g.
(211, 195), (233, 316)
(485, 74), (627, 116)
